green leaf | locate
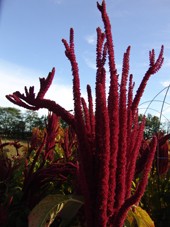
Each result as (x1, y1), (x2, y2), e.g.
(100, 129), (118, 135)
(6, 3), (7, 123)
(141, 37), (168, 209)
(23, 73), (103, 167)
(131, 206), (155, 227)
(59, 198), (84, 226)
(28, 194), (84, 227)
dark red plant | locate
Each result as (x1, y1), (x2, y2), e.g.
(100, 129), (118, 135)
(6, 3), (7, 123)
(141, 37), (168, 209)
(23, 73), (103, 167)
(136, 131), (170, 177)
(22, 112), (78, 210)
(44, 112), (59, 161)
(156, 131), (170, 175)
(6, 0), (164, 226)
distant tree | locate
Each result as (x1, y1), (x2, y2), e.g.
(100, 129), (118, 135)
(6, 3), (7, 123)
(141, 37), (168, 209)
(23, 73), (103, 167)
(0, 107), (46, 139)
(139, 113), (161, 139)
(0, 107), (24, 139)
(162, 120), (170, 134)
(23, 110), (46, 139)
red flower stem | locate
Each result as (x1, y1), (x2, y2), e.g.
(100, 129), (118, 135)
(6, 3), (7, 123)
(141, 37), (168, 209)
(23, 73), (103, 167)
(132, 46), (164, 113)
(81, 97), (91, 134)
(87, 85), (95, 138)
(62, 28), (94, 226)
(114, 136), (157, 227)
(114, 47), (130, 209)
(95, 83), (110, 226)
(126, 118), (146, 199)
(97, 1), (119, 217)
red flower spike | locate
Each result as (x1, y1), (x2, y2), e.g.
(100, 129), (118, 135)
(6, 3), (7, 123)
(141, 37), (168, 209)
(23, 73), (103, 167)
(95, 28), (108, 99)
(62, 27), (95, 226)
(95, 28), (106, 83)
(81, 97), (91, 134)
(24, 87), (35, 102)
(114, 47), (130, 209)
(149, 49), (155, 67)
(126, 74), (134, 149)
(37, 68), (55, 99)
(69, 28), (74, 49)
(132, 46), (164, 111)
(114, 136), (157, 227)
(127, 74), (134, 111)
(62, 127), (70, 160)
(96, 27), (106, 68)
(6, 93), (38, 110)
(97, 0), (117, 73)
(132, 45), (164, 113)
(97, 5), (120, 217)
(87, 85), (95, 137)
(7, 80), (75, 127)
(152, 48), (164, 73)
(62, 29), (83, 128)
(102, 41), (108, 65)
(126, 111), (140, 164)
(125, 118), (146, 199)
(94, 83), (110, 227)
(45, 112), (59, 161)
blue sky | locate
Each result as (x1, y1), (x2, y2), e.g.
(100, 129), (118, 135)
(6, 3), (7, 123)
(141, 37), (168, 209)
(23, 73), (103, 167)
(0, 0), (170, 122)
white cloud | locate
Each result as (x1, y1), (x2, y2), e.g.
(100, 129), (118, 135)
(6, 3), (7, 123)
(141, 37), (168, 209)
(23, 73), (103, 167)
(45, 83), (74, 110)
(0, 60), (39, 107)
(85, 34), (96, 45)
(161, 81), (170, 87)
(0, 59), (75, 115)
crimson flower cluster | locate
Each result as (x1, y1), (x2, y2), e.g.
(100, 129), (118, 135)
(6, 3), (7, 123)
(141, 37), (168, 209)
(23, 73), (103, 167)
(6, 1), (164, 226)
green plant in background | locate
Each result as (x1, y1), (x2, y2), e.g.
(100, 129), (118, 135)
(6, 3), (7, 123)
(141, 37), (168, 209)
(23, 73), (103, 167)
(141, 170), (170, 227)
(0, 107), (46, 141)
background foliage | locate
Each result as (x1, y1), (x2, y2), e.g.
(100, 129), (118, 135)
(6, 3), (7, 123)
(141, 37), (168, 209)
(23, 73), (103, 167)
(0, 107), (46, 140)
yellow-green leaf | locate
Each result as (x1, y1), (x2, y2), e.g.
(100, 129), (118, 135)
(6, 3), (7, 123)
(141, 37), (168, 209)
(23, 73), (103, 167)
(132, 206), (155, 227)
(125, 209), (137, 227)
(28, 194), (83, 227)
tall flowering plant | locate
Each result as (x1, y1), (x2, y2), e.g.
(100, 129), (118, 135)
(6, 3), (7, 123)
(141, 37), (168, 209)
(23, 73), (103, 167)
(6, 1), (164, 226)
